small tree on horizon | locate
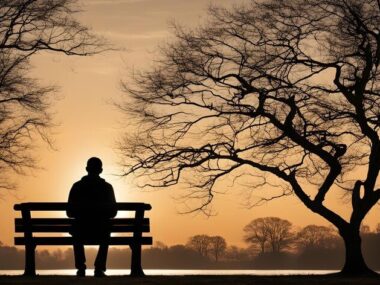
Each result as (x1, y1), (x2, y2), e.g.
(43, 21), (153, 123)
(244, 217), (294, 254)
(296, 225), (339, 251)
(360, 225), (371, 234)
(186, 235), (212, 258)
(243, 218), (269, 254)
(209, 236), (227, 262)
(120, 0), (380, 276)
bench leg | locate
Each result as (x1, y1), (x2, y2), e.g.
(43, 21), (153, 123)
(130, 244), (144, 277)
(24, 244), (36, 276)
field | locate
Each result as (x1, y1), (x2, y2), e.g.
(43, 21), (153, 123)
(0, 275), (379, 285)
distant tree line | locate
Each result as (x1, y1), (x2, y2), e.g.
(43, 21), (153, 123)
(1, 218), (380, 270)
(187, 235), (227, 262)
(244, 217), (340, 254)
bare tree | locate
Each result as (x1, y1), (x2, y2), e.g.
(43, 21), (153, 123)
(120, 0), (380, 275)
(243, 218), (268, 254)
(209, 235), (227, 262)
(297, 225), (338, 251)
(244, 217), (293, 254)
(186, 235), (211, 258)
(0, 0), (105, 188)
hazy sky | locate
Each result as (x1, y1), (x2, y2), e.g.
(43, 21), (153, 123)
(1, 0), (379, 249)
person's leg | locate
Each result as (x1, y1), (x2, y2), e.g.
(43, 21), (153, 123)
(94, 242), (109, 272)
(73, 242), (86, 271)
(72, 222), (87, 275)
(94, 230), (110, 276)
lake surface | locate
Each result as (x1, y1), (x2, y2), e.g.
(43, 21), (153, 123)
(0, 269), (339, 276)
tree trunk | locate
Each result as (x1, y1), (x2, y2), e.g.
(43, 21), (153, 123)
(340, 227), (376, 276)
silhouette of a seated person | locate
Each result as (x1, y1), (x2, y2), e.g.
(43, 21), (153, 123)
(67, 157), (117, 277)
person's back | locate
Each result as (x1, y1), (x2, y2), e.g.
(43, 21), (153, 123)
(66, 157), (117, 277)
(67, 175), (117, 222)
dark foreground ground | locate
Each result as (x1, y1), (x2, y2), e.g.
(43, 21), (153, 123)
(0, 275), (380, 285)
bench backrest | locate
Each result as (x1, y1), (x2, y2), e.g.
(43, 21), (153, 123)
(14, 202), (152, 245)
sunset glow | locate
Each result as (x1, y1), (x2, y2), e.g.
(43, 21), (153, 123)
(1, 0), (379, 253)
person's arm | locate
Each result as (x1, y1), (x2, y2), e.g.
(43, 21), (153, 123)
(66, 184), (78, 218)
(106, 185), (117, 218)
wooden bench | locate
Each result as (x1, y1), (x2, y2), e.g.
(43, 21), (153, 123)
(14, 202), (153, 276)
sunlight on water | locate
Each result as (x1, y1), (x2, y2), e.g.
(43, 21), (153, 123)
(0, 269), (339, 276)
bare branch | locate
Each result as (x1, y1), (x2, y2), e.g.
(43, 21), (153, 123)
(119, 0), (380, 246)
(0, 0), (107, 190)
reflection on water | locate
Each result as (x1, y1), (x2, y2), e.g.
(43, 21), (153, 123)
(0, 269), (339, 276)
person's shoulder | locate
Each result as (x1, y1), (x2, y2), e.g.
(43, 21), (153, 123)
(71, 179), (83, 188)
(71, 176), (87, 188)
(104, 180), (113, 189)
(101, 179), (114, 190)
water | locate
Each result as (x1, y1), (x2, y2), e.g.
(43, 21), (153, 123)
(0, 269), (339, 276)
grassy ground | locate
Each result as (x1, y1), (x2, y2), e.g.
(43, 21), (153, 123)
(0, 275), (379, 285)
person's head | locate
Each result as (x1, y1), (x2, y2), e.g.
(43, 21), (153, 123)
(86, 157), (103, 176)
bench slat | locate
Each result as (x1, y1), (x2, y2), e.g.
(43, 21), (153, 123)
(15, 218), (149, 225)
(15, 225), (150, 233)
(14, 203), (151, 211)
(15, 236), (153, 246)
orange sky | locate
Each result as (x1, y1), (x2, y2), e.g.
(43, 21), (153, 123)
(0, 0), (379, 249)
